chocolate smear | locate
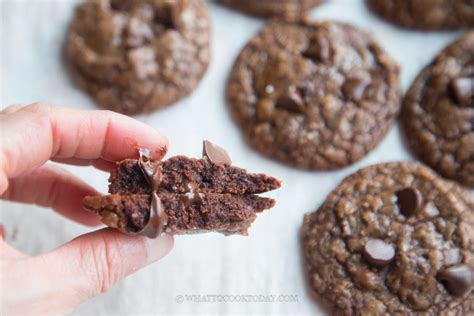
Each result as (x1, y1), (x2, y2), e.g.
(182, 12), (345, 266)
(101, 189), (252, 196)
(136, 148), (168, 238)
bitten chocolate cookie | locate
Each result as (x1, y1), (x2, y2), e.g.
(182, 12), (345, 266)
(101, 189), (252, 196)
(83, 141), (281, 237)
(366, 0), (474, 30)
(226, 20), (400, 170)
(401, 32), (474, 187)
(301, 161), (474, 315)
(65, 0), (210, 115)
(217, 0), (324, 21)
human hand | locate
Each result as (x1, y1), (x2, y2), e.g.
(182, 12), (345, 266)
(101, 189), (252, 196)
(0, 103), (174, 314)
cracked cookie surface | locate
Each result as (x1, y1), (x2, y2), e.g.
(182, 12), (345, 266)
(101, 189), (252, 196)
(366, 0), (474, 30)
(65, 0), (210, 115)
(217, 0), (324, 21)
(401, 32), (474, 187)
(226, 20), (400, 170)
(301, 161), (474, 315)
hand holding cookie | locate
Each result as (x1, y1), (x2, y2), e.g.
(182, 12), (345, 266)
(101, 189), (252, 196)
(0, 103), (173, 314)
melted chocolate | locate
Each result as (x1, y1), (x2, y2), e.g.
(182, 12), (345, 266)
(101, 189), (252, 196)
(202, 140), (232, 166)
(137, 148), (168, 238)
(179, 192), (205, 208)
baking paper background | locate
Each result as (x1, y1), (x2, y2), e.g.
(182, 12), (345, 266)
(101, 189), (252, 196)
(0, 0), (466, 315)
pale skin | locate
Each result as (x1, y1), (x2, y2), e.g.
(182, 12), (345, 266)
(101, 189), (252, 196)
(0, 103), (174, 314)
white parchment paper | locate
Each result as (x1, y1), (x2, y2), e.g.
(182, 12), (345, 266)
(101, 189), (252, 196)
(0, 0), (465, 315)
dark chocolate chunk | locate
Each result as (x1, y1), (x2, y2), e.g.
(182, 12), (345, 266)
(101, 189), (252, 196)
(450, 77), (474, 107)
(302, 37), (330, 62)
(437, 264), (473, 297)
(342, 77), (370, 102)
(396, 187), (422, 217)
(363, 239), (395, 267)
(275, 91), (305, 113)
(202, 140), (232, 166)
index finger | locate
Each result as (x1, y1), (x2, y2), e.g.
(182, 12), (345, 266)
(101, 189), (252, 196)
(0, 103), (168, 191)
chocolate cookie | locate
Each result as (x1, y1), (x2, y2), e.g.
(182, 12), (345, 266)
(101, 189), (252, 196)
(301, 161), (474, 315)
(83, 142), (281, 236)
(217, 0), (324, 21)
(401, 32), (474, 187)
(226, 20), (400, 170)
(65, 0), (210, 115)
(366, 0), (474, 30)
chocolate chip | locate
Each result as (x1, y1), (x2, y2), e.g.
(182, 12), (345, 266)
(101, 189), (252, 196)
(342, 77), (370, 102)
(395, 187), (422, 217)
(302, 37), (330, 62)
(202, 140), (232, 166)
(275, 91), (305, 113)
(363, 239), (395, 267)
(450, 77), (474, 107)
(437, 264), (473, 297)
(155, 1), (182, 29)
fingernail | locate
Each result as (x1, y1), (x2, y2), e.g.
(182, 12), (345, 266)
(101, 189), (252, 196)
(145, 233), (174, 265)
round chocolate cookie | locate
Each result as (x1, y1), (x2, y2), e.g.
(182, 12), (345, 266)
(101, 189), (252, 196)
(401, 32), (474, 187)
(301, 161), (474, 315)
(226, 20), (400, 170)
(65, 0), (210, 115)
(217, 0), (324, 21)
(366, 0), (474, 30)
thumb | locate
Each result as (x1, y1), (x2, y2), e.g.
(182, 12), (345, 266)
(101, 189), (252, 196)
(34, 228), (173, 311)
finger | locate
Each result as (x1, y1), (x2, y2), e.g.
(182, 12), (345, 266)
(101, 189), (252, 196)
(1, 103), (26, 114)
(0, 238), (28, 259)
(51, 157), (117, 172)
(0, 102), (168, 193)
(1, 165), (102, 226)
(37, 229), (173, 305)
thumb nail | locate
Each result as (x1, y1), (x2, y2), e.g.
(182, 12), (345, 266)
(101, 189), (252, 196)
(145, 233), (174, 265)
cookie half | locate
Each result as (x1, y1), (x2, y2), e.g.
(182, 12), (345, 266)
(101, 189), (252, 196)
(301, 161), (474, 315)
(226, 20), (400, 170)
(217, 0), (324, 21)
(83, 143), (281, 236)
(366, 0), (474, 30)
(401, 32), (474, 187)
(65, 0), (210, 115)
